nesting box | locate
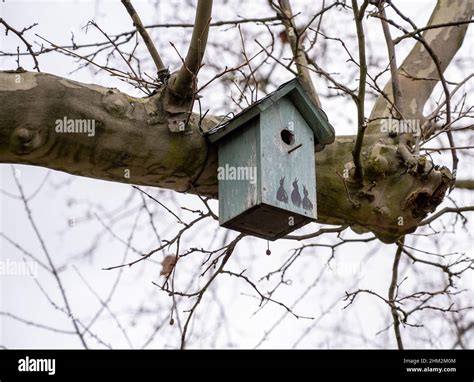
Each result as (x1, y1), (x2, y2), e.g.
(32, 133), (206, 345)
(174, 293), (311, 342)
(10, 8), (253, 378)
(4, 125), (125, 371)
(207, 78), (335, 240)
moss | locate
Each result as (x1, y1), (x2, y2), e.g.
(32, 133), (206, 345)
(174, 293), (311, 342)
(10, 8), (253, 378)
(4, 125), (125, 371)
(162, 132), (207, 178)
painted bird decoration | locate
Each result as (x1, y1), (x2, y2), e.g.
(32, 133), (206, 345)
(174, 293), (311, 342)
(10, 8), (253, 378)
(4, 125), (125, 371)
(291, 178), (302, 207)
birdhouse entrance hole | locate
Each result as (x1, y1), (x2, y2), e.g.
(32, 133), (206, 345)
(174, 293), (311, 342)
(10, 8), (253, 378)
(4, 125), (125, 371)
(280, 129), (295, 145)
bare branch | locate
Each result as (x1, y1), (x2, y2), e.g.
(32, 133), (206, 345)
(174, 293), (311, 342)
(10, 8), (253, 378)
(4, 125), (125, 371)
(420, 206), (474, 226)
(121, 0), (167, 74)
(0, 18), (40, 71)
(275, 0), (321, 107)
(351, 0), (369, 183)
(393, 19), (474, 44)
(389, 238), (404, 349)
(177, 233), (243, 349)
(12, 167), (88, 348)
(169, 0), (213, 98)
(378, 3), (401, 117)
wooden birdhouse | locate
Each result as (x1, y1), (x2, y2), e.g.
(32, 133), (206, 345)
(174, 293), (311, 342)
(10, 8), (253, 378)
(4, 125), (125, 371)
(207, 78), (335, 240)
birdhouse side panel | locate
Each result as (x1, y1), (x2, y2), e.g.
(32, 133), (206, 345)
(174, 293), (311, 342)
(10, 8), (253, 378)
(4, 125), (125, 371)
(259, 99), (317, 220)
(218, 118), (260, 225)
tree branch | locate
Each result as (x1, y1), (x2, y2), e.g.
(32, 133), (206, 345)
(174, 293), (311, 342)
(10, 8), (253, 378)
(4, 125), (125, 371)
(168, 0), (213, 98)
(13, 167), (88, 348)
(121, 0), (167, 74)
(370, 0), (473, 122)
(351, 0), (369, 183)
(0, 71), (454, 243)
(275, 0), (321, 107)
(0, 18), (40, 72)
(389, 238), (404, 349)
(455, 179), (474, 190)
(378, 3), (401, 118)
(420, 206), (474, 226)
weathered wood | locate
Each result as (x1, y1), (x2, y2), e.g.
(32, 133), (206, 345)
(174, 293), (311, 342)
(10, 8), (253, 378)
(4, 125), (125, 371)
(216, 96), (318, 240)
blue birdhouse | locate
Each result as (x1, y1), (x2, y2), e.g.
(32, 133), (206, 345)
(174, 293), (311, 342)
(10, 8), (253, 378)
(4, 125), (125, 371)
(207, 78), (335, 240)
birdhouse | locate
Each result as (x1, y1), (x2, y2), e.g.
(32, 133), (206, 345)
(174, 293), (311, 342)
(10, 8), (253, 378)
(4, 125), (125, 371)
(207, 78), (335, 240)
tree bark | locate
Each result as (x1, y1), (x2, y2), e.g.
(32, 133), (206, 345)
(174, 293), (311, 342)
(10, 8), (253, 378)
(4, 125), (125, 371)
(0, 71), (451, 243)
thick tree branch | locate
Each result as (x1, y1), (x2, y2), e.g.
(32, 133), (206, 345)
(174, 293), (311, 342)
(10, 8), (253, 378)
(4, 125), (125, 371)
(370, 0), (473, 122)
(0, 71), (453, 243)
(168, 0), (213, 98)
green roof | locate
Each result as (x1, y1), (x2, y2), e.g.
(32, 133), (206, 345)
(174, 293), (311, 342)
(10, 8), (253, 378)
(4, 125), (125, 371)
(206, 78), (335, 150)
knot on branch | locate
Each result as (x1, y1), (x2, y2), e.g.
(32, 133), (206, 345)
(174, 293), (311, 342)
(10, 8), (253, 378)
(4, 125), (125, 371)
(167, 71), (197, 100)
(336, 135), (453, 242)
(10, 124), (44, 155)
(102, 89), (135, 119)
(364, 139), (399, 179)
(403, 167), (451, 220)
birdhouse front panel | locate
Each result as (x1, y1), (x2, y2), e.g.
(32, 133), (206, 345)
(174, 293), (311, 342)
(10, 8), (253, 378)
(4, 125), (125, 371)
(260, 97), (317, 221)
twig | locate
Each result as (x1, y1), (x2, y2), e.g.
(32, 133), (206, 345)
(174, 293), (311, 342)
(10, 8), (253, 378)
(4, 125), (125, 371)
(393, 20), (474, 44)
(378, 3), (400, 117)
(132, 186), (184, 225)
(389, 238), (404, 349)
(336, 171), (360, 208)
(275, 0), (321, 107)
(179, 233), (244, 349)
(221, 270), (313, 319)
(12, 166), (88, 348)
(73, 266), (134, 348)
(0, 18), (40, 71)
(121, 0), (167, 74)
(0, 311), (77, 335)
(284, 225), (348, 240)
(420, 206), (474, 226)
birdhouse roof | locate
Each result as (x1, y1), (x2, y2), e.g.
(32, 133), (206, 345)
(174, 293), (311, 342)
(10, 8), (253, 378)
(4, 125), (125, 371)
(206, 78), (335, 150)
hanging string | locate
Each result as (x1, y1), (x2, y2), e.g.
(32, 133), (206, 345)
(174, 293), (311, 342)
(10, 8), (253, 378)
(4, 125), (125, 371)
(266, 241), (271, 256)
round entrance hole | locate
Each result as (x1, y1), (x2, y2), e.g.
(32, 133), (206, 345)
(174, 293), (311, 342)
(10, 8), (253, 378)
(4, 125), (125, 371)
(280, 129), (295, 145)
